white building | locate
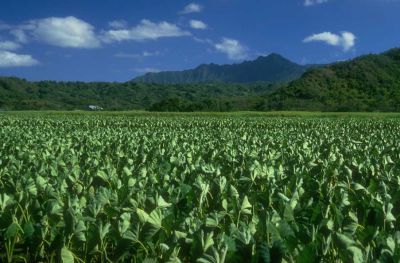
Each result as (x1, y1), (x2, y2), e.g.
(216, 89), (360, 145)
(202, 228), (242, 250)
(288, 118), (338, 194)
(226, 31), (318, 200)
(88, 105), (103, 111)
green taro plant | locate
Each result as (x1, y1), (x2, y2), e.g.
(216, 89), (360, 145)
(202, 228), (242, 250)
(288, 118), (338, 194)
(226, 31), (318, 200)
(0, 114), (399, 262)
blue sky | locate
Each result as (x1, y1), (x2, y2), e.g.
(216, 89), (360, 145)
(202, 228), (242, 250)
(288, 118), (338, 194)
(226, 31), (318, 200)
(0, 0), (399, 81)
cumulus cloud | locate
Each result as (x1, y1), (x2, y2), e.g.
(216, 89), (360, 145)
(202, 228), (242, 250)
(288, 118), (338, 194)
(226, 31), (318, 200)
(304, 0), (329, 6)
(102, 19), (190, 43)
(180, 3), (203, 14)
(27, 16), (101, 48)
(0, 41), (21, 51)
(4, 16), (192, 50)
(340, 32), (357, 51)
(189, 20), (207, 30)
(0, 50), (39, 67)
(108, 20), (128, 29)
(215, 38), (248, 60)
(6, 17), (100, 48)
(303, 31), (356, 51)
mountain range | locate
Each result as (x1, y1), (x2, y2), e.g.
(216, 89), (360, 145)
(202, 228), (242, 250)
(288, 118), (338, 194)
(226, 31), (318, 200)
(1, 48), (399, 112)
(132, 53), (313, 84)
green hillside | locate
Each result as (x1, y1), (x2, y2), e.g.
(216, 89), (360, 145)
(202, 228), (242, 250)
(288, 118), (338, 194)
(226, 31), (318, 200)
(1, 48), (400, 112)
(260, 48), (400, 111)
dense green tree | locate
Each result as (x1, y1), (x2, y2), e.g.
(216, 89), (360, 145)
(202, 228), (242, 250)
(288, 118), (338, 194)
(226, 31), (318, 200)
(0, 78), (276, 111)
(259, 48), (400, 112)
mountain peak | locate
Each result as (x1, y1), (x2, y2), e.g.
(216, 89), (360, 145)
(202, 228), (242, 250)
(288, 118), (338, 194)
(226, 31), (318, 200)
(252, 53), (293, 64)
(267, 52), (285, 58)
(132, 53), (307, 84)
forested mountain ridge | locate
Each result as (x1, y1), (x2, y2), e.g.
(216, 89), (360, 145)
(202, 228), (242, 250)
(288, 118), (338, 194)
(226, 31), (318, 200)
(259, 48), (400, 111)
(1, 48), (400, 112)
(132, 53), (311, 84)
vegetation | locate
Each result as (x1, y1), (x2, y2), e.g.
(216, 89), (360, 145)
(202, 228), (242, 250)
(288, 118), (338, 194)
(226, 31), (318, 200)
(0, 112), (400, 262)
(132, 53), (311, 84)
(260, 48), (400, 111)
(1, 48), (400, 112)
(0, 78), (277, 111)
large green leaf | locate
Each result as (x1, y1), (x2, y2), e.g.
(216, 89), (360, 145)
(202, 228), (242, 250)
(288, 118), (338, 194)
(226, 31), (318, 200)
(240, 196), (252, 215)
(61, 247), (75, 263)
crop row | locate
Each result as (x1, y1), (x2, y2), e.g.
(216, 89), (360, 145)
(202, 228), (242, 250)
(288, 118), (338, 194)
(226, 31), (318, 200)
(0, 115), (399, 262)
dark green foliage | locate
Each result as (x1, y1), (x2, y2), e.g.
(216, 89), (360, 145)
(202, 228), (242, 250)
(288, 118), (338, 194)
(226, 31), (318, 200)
(254, 242), (271, 263)
(0, 78), (277, 111)
(132, 53), (311, 84)
(260, 48), (400, 111)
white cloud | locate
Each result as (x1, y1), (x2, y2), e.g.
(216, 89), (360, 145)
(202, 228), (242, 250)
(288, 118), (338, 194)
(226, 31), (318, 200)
(303, 31), (356, 51)
(10, 16), (100, 48)
(215, 38), (248, 60)
(341, 32), (356, 51)
(304, 0), (329, 6)
(10, 29), (29, 43)
(0, 51), (39, 67)
(304, 32), (340, 46)
(0, 41), (21, 51)
(114, 51), (160, 58)
(4, 17), (100, 48)
(27, 16), (100, 48)
(180, 3), (203, 14)
(108, 20), (127, 29)
(190, 20), (207, 30)
(4, 17), (192, 51)
(102, 19), (190, 43)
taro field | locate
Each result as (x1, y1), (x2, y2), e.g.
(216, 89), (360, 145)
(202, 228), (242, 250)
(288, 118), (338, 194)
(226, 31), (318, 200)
(0, 112), (399, 263)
